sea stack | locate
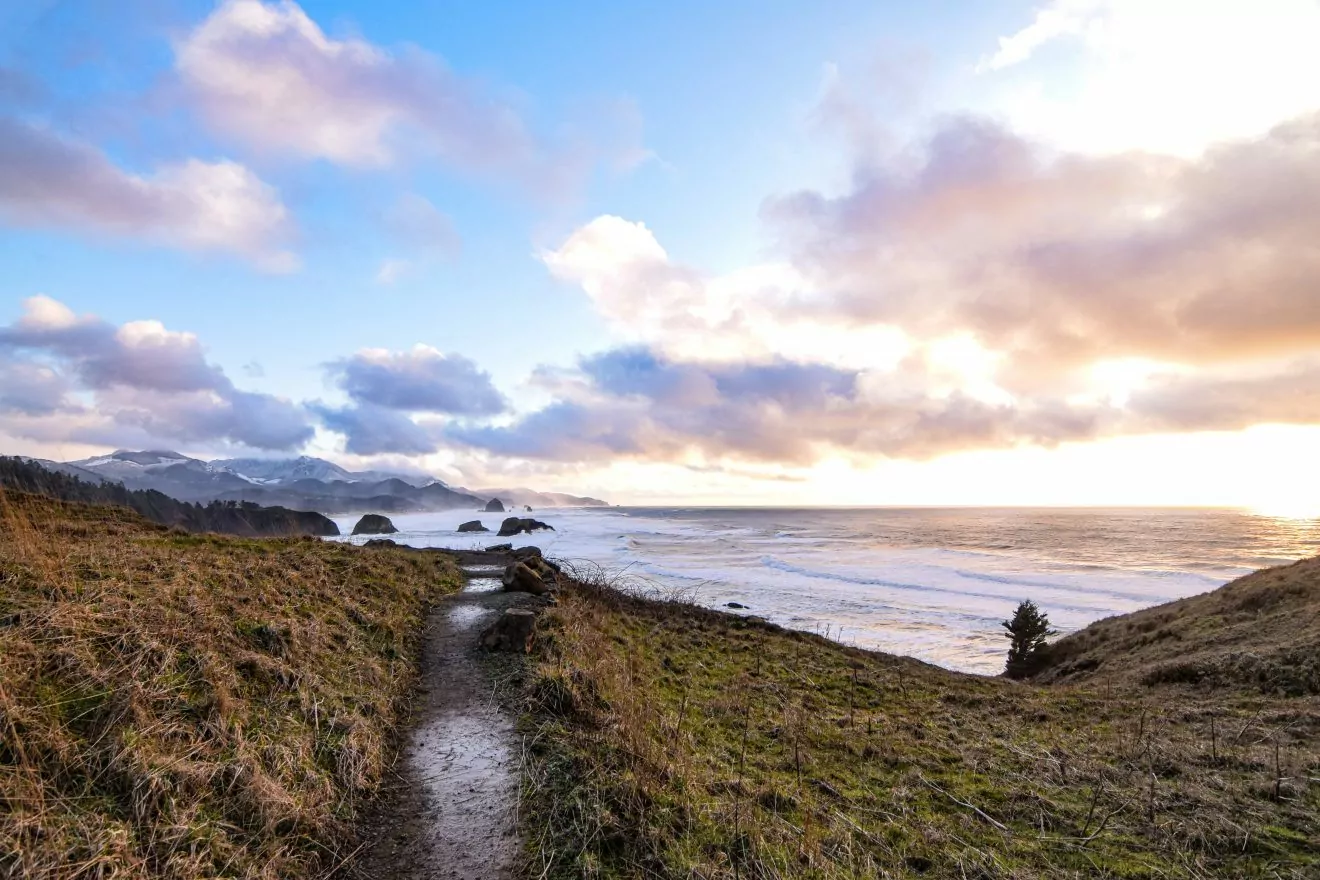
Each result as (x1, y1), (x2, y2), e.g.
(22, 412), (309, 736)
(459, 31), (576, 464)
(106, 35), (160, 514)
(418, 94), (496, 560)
(497, 516), (555, 537)
(457, 520), (488, 532)
(352, 513), (398, 535)
(485, 497), (506, 513)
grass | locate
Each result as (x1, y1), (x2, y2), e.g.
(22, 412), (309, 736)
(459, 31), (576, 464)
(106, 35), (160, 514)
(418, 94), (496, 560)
(0, 490), (463, 879)
(520, 573), (1320, 879)
(1031, 555), (1320, 695)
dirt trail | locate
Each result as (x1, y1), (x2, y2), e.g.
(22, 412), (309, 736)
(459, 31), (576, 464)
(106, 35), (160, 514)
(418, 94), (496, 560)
(355, 560), (532, 880)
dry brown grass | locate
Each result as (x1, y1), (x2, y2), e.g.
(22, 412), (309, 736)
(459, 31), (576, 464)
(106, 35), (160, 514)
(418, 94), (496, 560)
(0, 490), (462, 879)
(521, 575), (1320, 879)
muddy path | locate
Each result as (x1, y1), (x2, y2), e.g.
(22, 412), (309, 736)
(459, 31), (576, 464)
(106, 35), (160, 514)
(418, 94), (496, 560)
(354, 557), (537, 880)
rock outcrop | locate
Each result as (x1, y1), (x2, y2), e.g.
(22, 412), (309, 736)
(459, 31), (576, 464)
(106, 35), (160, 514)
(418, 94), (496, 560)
(512, 546), (561, 573)
(497, 516), (554, 537)
(502, 562), (550, 595)
(480, 608), (537, 653)
(352, 513), (398, 535)
(485, 498), (506, 513)
(457, 520), (488, 532)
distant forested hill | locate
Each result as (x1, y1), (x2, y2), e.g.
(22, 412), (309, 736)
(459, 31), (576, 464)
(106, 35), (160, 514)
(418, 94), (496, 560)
(0, 457), (339, 537)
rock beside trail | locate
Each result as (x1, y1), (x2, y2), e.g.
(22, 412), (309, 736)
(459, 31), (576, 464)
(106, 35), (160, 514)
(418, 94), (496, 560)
(485, 542), (513, 552)
(497, 516), (555, 537)
(480, 608), (537, 653)
(502, 562), (550, 595)
(485, 498), (506, 513)
(352, 514), (398, 535)
(512, 546), (561, 575)
(457, 520), (488, 533)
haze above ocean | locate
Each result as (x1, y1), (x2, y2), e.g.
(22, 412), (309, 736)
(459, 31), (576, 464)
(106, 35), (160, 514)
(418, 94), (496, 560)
(329, 507), (1320, 675)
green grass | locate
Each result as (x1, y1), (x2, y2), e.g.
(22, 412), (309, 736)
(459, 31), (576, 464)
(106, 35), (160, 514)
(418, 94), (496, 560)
(0, 491), (463, 879)
(521, 578), (1320, 879)
(1032, 555), (1320, 696)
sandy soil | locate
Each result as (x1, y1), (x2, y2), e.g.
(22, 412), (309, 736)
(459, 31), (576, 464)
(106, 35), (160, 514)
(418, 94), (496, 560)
(354, 556), (538, 879)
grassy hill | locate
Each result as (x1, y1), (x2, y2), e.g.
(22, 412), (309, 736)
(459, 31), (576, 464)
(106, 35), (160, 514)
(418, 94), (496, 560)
(0, 457), (339, 537)
(4, 481), (1316, 879)
(521, 574), (1319, 879)
(0, 489), (461, 879)
(1028, 556), (1320, 695)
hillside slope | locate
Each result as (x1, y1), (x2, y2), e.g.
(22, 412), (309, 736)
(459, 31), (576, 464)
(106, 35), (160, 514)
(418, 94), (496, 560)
(523, 575), (1319, 879)
(1029, 555), (1320, 694)
(0, 456), (339, 536)
(0, 491), (462, 879)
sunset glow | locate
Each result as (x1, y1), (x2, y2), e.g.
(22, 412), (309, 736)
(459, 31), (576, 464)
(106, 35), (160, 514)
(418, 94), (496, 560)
(3, 1), (1320, 508)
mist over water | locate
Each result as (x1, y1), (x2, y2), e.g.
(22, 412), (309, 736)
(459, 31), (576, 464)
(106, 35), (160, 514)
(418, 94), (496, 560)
(330, 507), (1320, 675)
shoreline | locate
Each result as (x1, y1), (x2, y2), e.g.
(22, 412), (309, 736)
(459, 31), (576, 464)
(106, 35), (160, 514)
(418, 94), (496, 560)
(321, 504), (1316, 675)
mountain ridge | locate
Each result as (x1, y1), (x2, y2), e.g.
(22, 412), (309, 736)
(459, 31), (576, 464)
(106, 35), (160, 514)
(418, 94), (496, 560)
(39, 450), (607, 514)
(0, 456), (339, 536)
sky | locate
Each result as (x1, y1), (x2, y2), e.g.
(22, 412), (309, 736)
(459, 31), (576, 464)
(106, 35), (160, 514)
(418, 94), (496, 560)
(3, 0), (1320, 511)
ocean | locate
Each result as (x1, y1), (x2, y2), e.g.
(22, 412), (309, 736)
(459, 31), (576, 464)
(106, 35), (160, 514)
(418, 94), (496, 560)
(328, 507), (1320, 675)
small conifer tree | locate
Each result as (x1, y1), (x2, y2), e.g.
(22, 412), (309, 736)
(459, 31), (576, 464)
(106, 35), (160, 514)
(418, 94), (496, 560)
(1002, 599), (1056, 679)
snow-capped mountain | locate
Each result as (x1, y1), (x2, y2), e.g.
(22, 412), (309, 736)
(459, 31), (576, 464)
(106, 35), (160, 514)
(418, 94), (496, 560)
(50, 451), (479, 512)
(212, 455), (357, 484)
(211, 456), (434, 487)
(72, 449), (208, 480)
(70, 450), (258, 500)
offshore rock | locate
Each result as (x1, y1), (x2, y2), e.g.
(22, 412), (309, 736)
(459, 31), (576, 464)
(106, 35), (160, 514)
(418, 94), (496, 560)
(352, 514), (397, 535)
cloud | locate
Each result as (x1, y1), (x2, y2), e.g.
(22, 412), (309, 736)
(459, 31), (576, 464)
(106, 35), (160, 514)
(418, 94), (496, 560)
(765, 111), (1320, 386)
(979, 0), (1099, 71)
(449, 345), (1320, 468)
(1126, 361), (1320, 434)
(328, 344), (506, 415)
(978, 0), (1320, 155)
(0, 116), (297, 270)
(316, 344), (507, 455)
(447, 346), (1108, 465)
(312, 403), (441, 456)
(0, 298), (228, 393)
(0, 356), (76, 416)
(176, 0), (595, 194)
(520, 100), (1320, 468)
(540, 215), (903, 367)
(0, 296), (313, 450)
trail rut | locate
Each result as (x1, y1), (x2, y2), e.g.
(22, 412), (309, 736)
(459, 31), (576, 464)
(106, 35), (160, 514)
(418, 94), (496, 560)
(355, 562), (532, 879)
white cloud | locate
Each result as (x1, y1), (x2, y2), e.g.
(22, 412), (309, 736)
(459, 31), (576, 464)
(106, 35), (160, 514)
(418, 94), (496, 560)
(541, 215), (908, 369)
(0, 297), (313, 450)
(0, 118), (296, 270)
(981, 0), (1320, 155)
(979, 0), (1100, 71)
(177, 0), (546, 181)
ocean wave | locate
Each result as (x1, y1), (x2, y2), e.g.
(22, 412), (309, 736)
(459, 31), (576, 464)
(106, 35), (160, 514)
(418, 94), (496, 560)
(755, 555), (1168, 616)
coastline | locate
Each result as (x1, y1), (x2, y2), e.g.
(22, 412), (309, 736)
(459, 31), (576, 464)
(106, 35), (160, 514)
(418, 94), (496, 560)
(3, 490), (1315, 878)
(325, 505), (1318, 674)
